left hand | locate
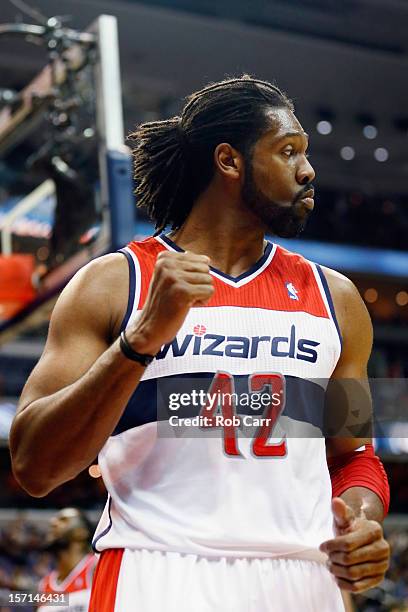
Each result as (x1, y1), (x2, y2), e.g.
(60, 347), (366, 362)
(319, 497), (390, 593)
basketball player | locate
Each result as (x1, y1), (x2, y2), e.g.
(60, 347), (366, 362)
(10, 76), (390, 611)
(38, 507), (96, 612)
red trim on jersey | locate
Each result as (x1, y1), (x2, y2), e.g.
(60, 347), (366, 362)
(126, 237), (162, 308)
(207, 245), (328, 315)
(40, 553), (97, 594)
(88, 549), (124, 612)
(125, 237), (329, 318)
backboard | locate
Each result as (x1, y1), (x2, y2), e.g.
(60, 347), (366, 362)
(0, 14), (135, 344)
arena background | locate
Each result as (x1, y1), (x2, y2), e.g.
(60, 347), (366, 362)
(0, 0), (407, 610)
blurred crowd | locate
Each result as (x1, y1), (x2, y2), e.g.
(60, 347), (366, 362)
(0, 515), (407, 612)
(306, 189), (408, 251)
(0, 450), (105, 510)
(0, 509), (95, 612)
(0, 515), (52, 611)
(0, 516), (51, 593)
(369, 346), (408, 380)
(352, 529), (408, 611)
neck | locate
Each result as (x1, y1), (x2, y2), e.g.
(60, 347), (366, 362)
(169, 180), (266, 277)
(56, 544), (87, 582)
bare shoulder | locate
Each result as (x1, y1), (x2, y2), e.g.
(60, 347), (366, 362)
(320, 265), (373, 362)
(67, 251), (128, 290)
(64, 253), (128, 293)
(320, 265), (370, 323)
(319, 265), (360, 309)
(16, 252), (130, 414)
(51, 252), (129, 342)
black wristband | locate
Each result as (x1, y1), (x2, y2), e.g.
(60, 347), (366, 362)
(119, 330), (156, 367)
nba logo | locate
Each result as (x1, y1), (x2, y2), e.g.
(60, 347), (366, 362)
(285, 282), (299, 301)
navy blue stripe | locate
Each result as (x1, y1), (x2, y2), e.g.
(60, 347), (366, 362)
(118, 248), (136, 332)
(92, 496), (112, 552)
(212, 242), (273, 282)
(113, 373), (326, 436)
(315, 264), (343, 349)
(160, 234), (273, 283)
(113, 377), (159, 434)
(160, 234), (183, 252)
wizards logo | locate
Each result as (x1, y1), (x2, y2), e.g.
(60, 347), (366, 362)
(156, 324), (320, 363)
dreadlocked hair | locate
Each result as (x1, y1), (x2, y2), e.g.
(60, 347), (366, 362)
(129, 75), (294, 234)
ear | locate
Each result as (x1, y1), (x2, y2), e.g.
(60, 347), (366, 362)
(214, 143), (244, 181)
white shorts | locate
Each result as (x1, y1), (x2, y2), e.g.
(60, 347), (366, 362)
(89, 548), (345, 612)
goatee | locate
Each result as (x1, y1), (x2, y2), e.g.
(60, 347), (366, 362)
(242, 160), (313, 238)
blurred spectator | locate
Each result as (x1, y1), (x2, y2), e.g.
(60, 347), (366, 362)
(37, 508), (97, 612)
(0, 510), (96, 612)
(0, 514), (407, 611)
(0, 514), (52, 611)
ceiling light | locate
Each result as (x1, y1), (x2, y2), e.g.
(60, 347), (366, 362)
(316, 120), (332, 135)
(363, 125), (377, 139)
(396, 291), (408, 306)
(374, 147), (389, 162)
(340, 146), (355, 161)
(364, 288), (378, 303)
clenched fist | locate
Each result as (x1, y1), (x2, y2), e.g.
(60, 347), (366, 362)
(126, 250), (214, 355)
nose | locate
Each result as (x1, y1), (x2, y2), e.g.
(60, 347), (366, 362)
(297, 155), (315, 186)
(50, 516), (61, 528)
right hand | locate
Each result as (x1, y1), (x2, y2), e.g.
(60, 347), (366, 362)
(127, 250), (214, 354)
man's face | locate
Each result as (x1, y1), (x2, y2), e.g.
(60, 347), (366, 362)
(45, 508), (84, 551)
(241, 107), (315, 238)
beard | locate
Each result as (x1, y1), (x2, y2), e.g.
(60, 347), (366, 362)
(241, 161), (313, 238)
(42, 533), (71, 553)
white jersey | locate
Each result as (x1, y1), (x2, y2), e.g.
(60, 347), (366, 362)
(93, 235), (342, 561)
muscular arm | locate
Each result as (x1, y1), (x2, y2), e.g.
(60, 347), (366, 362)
(324, 266), (383, 521)
(9, 254), (147, 496)
(10, 249), (213, 497)
(321, 267), (390, 593)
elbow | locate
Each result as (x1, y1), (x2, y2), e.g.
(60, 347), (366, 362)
(9, 415), (83, 497)
(11, 448), (82, 498)
(9, 413), (57, 497)
(11, 457), (81, 497)
(9, 418), (49, 497)
(10, 441), (61, 499)
(11, 449), (60, 497)
(11, 459), (52, 497)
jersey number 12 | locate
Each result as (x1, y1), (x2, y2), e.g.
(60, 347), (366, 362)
(199, 371), (287, 457)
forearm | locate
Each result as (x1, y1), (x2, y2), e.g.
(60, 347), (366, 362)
(339, 486), (385, 523)
(10, 338), (146, 496)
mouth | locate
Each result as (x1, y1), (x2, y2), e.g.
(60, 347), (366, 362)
(299, 196), (314, 211)
(298, 189), (314, 210)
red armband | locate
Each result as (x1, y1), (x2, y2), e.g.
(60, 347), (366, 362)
(328, 443), (390, 517)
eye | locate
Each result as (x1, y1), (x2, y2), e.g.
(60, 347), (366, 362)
(281, 146), (295, 158)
